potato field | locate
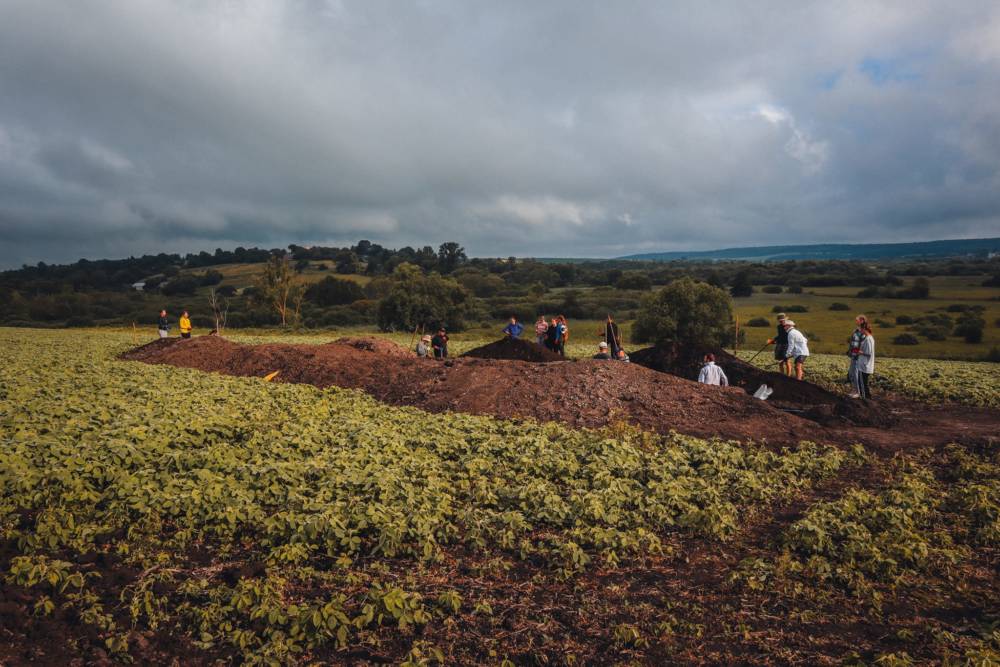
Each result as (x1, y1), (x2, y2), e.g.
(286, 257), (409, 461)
(1, 328), (998, 665)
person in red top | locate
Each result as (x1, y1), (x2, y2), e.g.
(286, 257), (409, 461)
(534, 315), (549, 346)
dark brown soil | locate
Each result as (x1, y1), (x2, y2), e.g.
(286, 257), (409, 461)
(631, 345), (896, 427)
(121, 336), (831, 445)
(121, 336), (1000, 454)
(462, 336), (565, 362)
(333, 336), (414, 357)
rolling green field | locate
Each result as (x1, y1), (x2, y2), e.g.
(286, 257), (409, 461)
(732, 275), (1000, 359)
(1, 328), (998, 664)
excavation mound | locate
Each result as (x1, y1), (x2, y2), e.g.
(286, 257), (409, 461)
(333, 336), (413, 357)
(121, 336), (832, 445)
(461, 337), (565, 362)
(630, 345), (895, 427)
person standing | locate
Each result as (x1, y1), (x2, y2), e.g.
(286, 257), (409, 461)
(768, 313), (790, 376)
(431, 328), (449, 359)
(157, 310), (169, 339)
(782, 320), (809, 381)
(600, 314), (623, 359)
(854, 321), (875, 399)
(846, 315), (871, 398)
(545, 316), (560, 351)
(179, 311), (192, 339)
(502, 316), (524, 338)
(534, 315), (549, 346)
(697, 353), (729, 386)
(555, 315), (568, 356)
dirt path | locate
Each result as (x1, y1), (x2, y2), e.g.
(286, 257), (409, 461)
(122, 336), (1000, 453)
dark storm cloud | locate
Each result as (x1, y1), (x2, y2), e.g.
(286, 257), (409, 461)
(1, 0), (999, 267)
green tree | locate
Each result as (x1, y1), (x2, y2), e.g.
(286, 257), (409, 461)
(729, 269), (754, 297)
(305, 276), (365, 306)
(437, 242), (467, 274)
(255, 254), (305, 326)
(377, 263), (472, 332)
(632, 278), (735, 352)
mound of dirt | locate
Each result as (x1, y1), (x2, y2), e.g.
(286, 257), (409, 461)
(121, 335), (833, 445)
(630, 346), (896, 428)
(462, 337), (565, 362)
(333, 336), (413, 358)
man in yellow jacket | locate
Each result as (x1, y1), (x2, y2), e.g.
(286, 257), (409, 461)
(179, 311), (192, 339)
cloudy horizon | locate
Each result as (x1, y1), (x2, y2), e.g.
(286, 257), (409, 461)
(1, 0), (999, 268)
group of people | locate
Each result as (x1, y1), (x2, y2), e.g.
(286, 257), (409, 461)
(765, 311), (875, 397)
(499, 313), (630, 361)
(416, 328), (450, 358)
(156, 309), (192, 339)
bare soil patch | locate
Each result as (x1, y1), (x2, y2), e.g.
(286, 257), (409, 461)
(122, 336), (1000, 453)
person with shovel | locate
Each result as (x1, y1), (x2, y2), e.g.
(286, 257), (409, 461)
(431, 328), (449, 359)
(598, 314), (623, 359)
(767, 313), (790, 376)
(698, 353), (729, 386)
(782, 320), (809, 381)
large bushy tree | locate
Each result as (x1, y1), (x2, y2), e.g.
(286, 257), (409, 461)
(376, 263), (472, 332)
(632, 278), (735, 352)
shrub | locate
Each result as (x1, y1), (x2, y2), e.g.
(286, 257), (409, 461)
(787, 284), (803, 294)
(305, 276), (365, 307)
(917, 326), (948, 341)
(896, 315), (914, 325)
(747, 317), (770, 327)
(946, 304), (969, 313)
(65, 316), (95, 327)
(829, 302), (850, 311)
(954, 314), (985, 344)
(160, 276), (199, 296)
(984, 346), (1000, 363)
(762, 285), (783, 294)
(893, 333), (920, 345)
(772, 305), (808, 313)
(377, 263), (472, 332)
(198, 270), (224, 286)
(729, 270), (754, 298)
(616, 273), (652, 291)
(632, 278), (734, 349)
(873, 319), (895, 328)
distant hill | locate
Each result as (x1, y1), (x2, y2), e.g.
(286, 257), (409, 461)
(619, 237), (1000, 262)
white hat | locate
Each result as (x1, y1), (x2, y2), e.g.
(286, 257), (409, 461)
(783, 320), (795, 328)
(598, 341), (608, 348)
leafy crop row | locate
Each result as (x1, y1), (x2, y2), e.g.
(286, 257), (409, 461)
(0, 329), (850, 663)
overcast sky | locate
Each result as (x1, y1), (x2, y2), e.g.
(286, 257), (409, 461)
(1, 1), (999, 267)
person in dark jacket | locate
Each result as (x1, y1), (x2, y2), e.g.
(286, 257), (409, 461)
(502, 316), (524, 338)
(599, 314), (623, 359)
(431, 328), (449, 359)
(544, 316), (559, 351)
(768, 313), (790, 376)
(157, 310), (169, 338)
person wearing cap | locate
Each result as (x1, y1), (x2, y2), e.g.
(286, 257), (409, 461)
(767, 313), (790, 376)
(592, 341), (612, 360)
(598, 314), (623, 359)
(415, 334), (432, 358)
(502, 316), (524, 338)
(782, 319), (809, 380)
(431, 328), (449, 359)
(697, 353), (728, 386)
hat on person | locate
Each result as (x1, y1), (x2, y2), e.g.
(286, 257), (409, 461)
(783, 319), (795, 328)
(421, 335), (432, 342)
(598, 341), (608, 348)
(776, 312), (787, 320)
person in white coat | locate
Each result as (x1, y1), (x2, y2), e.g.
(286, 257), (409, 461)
(854, 328), (875, 399)
(782, 320), (809, 381)
(697, 353), (728, 386)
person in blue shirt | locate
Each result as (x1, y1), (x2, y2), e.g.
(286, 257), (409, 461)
(502, 316), (524, 338)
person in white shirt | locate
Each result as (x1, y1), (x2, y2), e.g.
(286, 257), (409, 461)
(782, 320), (810, 381)
(854, 326), (875, 399)
(697, 353), (728, 386)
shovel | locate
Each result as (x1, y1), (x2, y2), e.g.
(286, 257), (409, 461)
(745, 340), (771, 366)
